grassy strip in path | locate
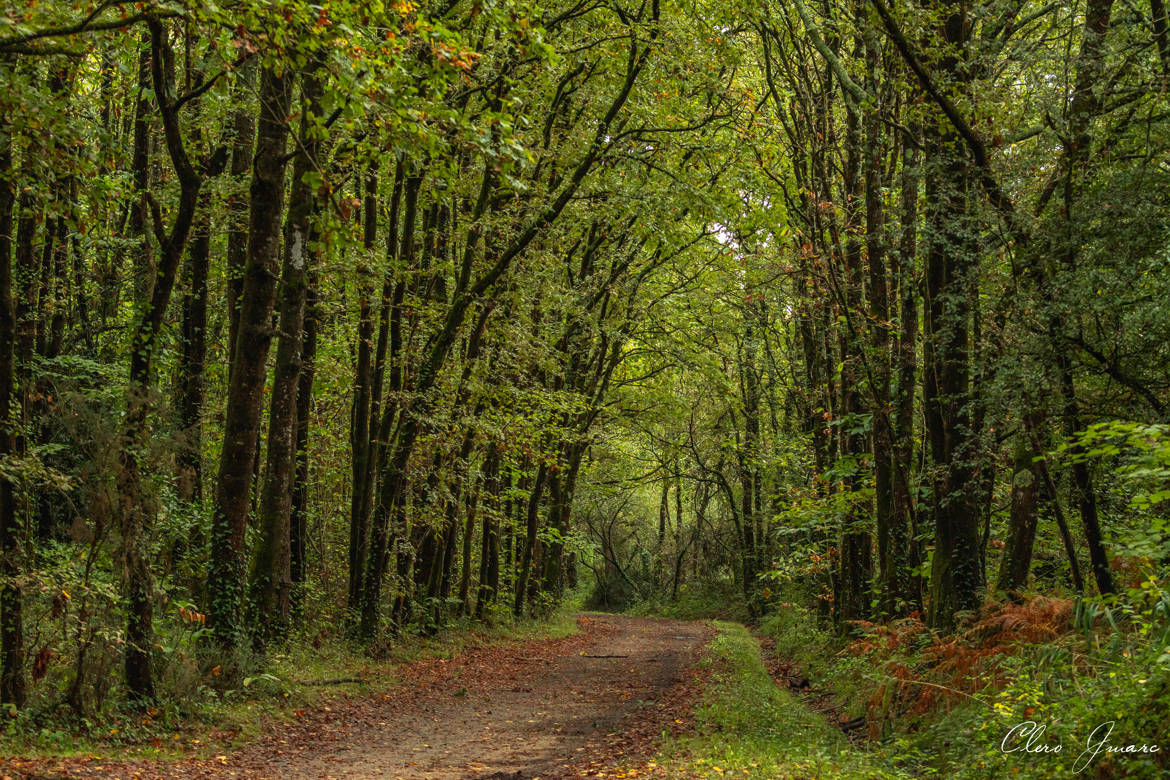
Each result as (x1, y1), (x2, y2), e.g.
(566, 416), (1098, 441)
(653, 621), (909, 779)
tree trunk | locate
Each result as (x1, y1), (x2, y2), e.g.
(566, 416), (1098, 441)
(1025, 417), (1087, 593)
(347, 167), (378, 619)
(119, 18), (205, 700)
(1058, 355), (1115, 595)
(209, 64), (294, 648)
(175, 185), (213, 503)
(996, 432), (1042, 593)
(862, 37), (896, 619)
(835, 94), (871, 626)
(225, 61), (255, 369)
(890, 124), (920, 614)
(542, 445), (583, 599)
(0, 126), (25, 708)
(922, 142), (981, 628)
(251, 66), (324, 645)
(475, 447), (501, 618)
(290, 267), (319, 621)
(514, 463), (548, 618)
(128, 34), (152, 303)
(458, 482), (479, 614)
(657, 477), (669, 546)
(918, 3), (984, 631)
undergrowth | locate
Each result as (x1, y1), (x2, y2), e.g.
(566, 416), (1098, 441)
(761, 591), (1170, 778)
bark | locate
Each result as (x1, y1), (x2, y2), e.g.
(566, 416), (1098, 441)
(14, 192), (35, 453)
(835, 91), (871, 626)
(514, 463), (548, 618)
(921, 151), (982, 629)
(1059, 355), (1115, 595)
(225, 61), (255, 369)
(1153, 0), (1170, 78)
(475, 447), (501, 618)
(996, 433), (1043, 593)
(0, 126), (25, 708)
(922, 3), (983, 631)
(971, 285), (994, 585)
(440, 496), (460, 601)
(175, 174), (216, 502)
(863, 36), (897, 618)
(119, 18), (205, 700)
(129, 34), (153, 303)
(251, 66), (324, 644)
(290, 267), (319, 620)
(458, 483), (478, 613)
(657, 478), (669, 547)
(43, 212), (66, 359)
(542, 445), (583, 599)
(209, 64), (294, 647)
(891, 124), (920, 613)
(347, 166), (378, 619)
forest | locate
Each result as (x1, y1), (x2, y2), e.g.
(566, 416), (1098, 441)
(0, 0), (1169, 777)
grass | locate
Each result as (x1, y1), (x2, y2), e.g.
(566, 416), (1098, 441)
(0, 593), (586, 761)
(654, 621), (909, 779)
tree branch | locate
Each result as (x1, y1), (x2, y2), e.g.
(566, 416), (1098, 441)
(869, 0), (1026, 246)
(790, 0), (870, 105)
(0, 4), (181, 52)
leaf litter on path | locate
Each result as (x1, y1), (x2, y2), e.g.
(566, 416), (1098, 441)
(2, 615), (713, 780)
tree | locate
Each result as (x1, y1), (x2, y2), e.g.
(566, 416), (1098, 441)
(209, 61), (294, 649)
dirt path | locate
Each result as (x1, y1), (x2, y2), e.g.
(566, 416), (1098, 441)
(6, 614), (711, 780)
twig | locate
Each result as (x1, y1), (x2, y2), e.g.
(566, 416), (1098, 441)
(294, 677), (365, 686)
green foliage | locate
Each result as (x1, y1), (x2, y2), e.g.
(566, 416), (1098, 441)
(756, 590), (1170, 778)
(3, 0), (1170, 767)
(1068, 422), (1170, 514)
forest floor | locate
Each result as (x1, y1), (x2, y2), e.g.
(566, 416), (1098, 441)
(1, 614), (713, 780)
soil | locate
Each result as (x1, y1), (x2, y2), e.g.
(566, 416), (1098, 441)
(2, 614), (713, 780)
